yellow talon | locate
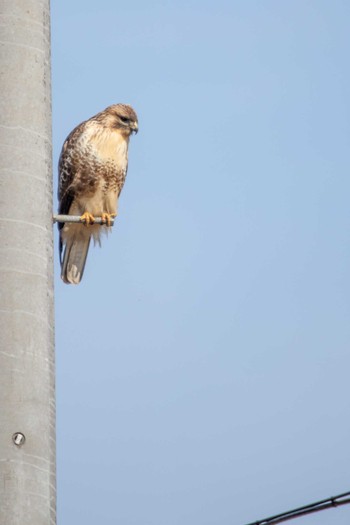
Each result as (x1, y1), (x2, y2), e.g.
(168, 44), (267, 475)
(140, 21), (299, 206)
(101, 213), (116, 227)
(80, 212), (95, 225)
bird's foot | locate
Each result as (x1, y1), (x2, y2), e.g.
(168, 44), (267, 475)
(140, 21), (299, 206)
(80, 212), (95, 225)
(100, 213), (116, 227)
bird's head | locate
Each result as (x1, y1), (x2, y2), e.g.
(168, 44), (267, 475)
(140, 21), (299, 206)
(100, 104), (138, 136)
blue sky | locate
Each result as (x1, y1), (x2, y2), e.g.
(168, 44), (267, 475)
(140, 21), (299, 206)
(52, 2), (350, 524)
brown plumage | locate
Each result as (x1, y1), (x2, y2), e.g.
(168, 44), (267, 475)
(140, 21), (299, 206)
(58, 104), (138, 284)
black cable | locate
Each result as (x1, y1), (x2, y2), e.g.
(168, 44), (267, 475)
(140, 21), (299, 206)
(243, 490), (350, 525)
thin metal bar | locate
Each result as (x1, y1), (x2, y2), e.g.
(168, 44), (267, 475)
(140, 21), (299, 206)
(53, 214), (115, 225)
(243, 491), (350, 525)
(253, 499), (350, 525)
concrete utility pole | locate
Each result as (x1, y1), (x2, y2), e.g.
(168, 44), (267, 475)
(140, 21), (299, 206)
(0, 1), (55, 524)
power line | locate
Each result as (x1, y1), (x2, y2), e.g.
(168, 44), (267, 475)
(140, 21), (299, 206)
(243, 490), (350, 525)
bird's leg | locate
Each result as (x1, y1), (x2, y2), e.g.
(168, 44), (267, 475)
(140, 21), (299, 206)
(80, 212), (95, 225)
(100, 213), (116, 227)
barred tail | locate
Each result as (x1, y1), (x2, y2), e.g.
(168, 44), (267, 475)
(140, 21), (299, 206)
(61, 233), (91, 285)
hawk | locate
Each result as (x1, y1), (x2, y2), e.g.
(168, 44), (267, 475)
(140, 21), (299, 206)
(58, 104), (138, 284)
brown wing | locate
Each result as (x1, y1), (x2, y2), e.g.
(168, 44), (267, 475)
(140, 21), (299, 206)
(57, 121), (87, 261)
(58, 122), (86, 215)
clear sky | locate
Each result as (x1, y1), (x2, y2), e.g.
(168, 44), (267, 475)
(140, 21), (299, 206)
(52, 2), (350, 524)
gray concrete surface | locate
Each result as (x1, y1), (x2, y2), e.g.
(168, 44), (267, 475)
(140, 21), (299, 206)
(0, 1), (56, 523)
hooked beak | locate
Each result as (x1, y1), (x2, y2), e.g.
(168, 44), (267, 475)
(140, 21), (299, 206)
(131, 121), (138, 134)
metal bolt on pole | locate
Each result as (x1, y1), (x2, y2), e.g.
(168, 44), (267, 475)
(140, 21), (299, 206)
(0, 1), (56, 524)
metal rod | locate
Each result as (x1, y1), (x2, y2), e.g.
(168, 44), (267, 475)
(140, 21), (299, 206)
(0, 1), (56, 523)
(243, 491), (350, 525)
(53, 214), (116, 225)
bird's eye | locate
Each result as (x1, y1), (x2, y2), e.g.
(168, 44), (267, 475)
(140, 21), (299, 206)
(120, 116), (129, 123)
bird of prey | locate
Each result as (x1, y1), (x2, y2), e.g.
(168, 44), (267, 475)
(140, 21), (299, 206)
(58, 104), (138, 284)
